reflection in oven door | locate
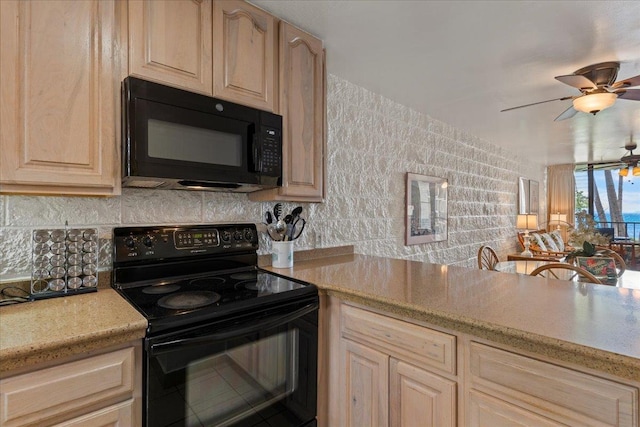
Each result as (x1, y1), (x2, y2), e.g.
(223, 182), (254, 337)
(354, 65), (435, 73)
(145, 301), (317, 427)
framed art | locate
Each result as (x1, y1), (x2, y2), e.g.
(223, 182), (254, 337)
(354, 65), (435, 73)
(405, 173), (448, 245)
(529, 180), (539, 213)
(518, 177), (539, 214)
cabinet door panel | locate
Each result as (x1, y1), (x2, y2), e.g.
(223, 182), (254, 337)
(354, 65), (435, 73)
(342, 339), (389, 427)
(470, 342), (638, 427)
(468, 390), (563, 427)
(279, 22), (324, 199)
(390, 359), (456, 427)
(128, 0), (212, 94)
(51, 399), (134, 427)
(0, 348), (134, 427)
(0, 0), (121, 195)
(213, 0), (276, 111)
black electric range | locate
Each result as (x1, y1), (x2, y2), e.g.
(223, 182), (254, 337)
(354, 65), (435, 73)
(112, 224), (318, 427)
(111, 223), (317, 335)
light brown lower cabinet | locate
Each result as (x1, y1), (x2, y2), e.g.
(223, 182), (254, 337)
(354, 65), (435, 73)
(467, 342), (638, 427)
(321, 298), (640, 427)
(336, 303), (457, 427)
(0, 343), (141, 427)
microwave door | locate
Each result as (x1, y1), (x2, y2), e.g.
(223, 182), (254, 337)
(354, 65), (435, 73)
(129, 99), (259, 186)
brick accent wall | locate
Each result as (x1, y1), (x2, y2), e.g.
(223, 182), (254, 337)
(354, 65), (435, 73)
(0, 75), (545, 281)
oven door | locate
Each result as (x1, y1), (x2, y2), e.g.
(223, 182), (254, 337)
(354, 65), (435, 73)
(144, 297), (318, 427)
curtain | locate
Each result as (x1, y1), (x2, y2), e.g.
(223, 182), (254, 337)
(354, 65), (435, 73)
(547, 164), (575, 226)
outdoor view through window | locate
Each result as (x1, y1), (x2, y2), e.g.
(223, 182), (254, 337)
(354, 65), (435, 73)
(575, 167), (640, 242)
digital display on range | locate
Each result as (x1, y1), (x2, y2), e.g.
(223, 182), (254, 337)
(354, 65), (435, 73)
(174, 229), (220, 249)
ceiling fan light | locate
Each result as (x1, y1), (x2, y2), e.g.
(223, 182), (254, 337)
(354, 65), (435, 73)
(634, 166), (640, 177)
(619, 167), (629, 177)
(572, 92), (617, 114)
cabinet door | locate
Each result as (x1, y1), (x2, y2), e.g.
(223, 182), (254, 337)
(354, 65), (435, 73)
(250, 22), (324, 202)
(390, 358), (456, 427)
(342, 339), (389, 427)
(279, 21), (325, 200)
(128, 0), (213, 95)
(213, 0), (276, 111)
(0, 0), (123, 195)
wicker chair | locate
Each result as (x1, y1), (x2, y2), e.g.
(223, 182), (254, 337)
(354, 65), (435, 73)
(529, 263), (604, 285)
(477, 246), (499, 270)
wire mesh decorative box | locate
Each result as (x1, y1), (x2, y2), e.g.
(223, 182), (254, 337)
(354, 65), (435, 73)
(30, 227), (99, 299)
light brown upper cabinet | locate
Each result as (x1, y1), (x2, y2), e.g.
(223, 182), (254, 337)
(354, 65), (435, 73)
(0, 0), (124, 196)
(213, 0), (277, 111)
(250, 22), (326, 202)
(128, 0), (213, 95)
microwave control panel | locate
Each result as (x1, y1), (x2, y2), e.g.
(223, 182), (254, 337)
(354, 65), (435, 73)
(260, 125), (281, 177)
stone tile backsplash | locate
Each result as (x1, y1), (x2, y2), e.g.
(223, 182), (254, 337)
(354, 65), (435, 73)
(0, 74), (544, 281)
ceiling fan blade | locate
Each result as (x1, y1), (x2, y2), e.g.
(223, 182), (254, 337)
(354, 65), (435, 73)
(554, 105), (578, 121)
(611, 74), (640, 89)
(591, 162), (627, 170)
(501, 96), (573, 112)
(555, 74), (597, 90)
(615, 88), (640, 101)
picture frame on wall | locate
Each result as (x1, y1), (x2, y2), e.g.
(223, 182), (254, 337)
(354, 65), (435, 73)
(518, 177), (539, 214)
(405, 173), (448, 245)
(529, 180), (539, 213)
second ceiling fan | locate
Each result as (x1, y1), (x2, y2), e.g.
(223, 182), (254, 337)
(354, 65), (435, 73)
(502, 61), (640, 121)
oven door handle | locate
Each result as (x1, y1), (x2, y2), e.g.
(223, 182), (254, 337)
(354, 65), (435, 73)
(148, 302), (317, 355)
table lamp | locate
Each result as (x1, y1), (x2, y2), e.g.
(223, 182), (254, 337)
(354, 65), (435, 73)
(517, 214), (538, 257)
(549, 212), (567, 231)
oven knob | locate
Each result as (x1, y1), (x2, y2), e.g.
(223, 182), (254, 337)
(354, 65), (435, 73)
(221, 231), (231, 242)
(244, 229), (254, 242)
(143, 235), (153, 248)
(233, 231), (243, 241)
(124, 237), (135, 249)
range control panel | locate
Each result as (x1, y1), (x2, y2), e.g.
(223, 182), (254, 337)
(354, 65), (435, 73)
(113, 224), (258, 264)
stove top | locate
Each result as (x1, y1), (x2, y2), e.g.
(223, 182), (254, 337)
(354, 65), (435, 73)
(111, 224), (316, 335)
(116, 269), (310, 322)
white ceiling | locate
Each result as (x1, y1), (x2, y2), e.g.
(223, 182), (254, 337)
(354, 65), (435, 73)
(252, 0), (640, 166)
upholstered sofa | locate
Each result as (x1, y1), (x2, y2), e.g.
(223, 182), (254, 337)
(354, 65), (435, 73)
(517, 229), (573, 260)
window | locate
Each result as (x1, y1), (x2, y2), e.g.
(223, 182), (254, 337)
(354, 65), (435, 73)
(574, 165), (640, 241)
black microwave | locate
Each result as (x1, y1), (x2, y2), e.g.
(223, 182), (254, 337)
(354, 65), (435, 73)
(122, 77), (282, 192)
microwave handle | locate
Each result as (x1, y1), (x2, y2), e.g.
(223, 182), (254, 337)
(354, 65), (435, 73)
(148, 302), (317, 355)
(252, 133), (262, 173)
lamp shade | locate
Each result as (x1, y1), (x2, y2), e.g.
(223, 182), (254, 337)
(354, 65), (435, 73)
(516, 214), (538, 230)
(549, 213), (567, 225)
(572, 92), (617, 114)
(620, 167), (629, 177)
(634, 165), (640, 177)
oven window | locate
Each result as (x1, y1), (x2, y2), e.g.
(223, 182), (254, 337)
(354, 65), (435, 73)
(148, 119), (242, 167)
(146, 315), (316, 427)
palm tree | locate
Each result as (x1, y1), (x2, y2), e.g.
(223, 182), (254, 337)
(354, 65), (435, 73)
(594, 170), (627, 238)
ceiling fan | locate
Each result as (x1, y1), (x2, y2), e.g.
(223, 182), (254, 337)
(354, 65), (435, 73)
(502, 61), (640, 121)
(586, 137), (640, 176)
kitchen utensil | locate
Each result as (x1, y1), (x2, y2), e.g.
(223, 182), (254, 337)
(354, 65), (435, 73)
(291, 206), (303, 220)
(273, 203), (283, 220)
(266, 224), (280, 241)
(274, 219), (287, 240)
(291, 218), (306, 241)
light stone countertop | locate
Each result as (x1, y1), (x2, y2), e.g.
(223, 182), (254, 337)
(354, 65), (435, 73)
(264, 254), (640, 381)
(0, 289), (147, 375)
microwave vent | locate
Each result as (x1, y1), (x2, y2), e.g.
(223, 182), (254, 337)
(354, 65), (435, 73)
(127, 179), (164, 188)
